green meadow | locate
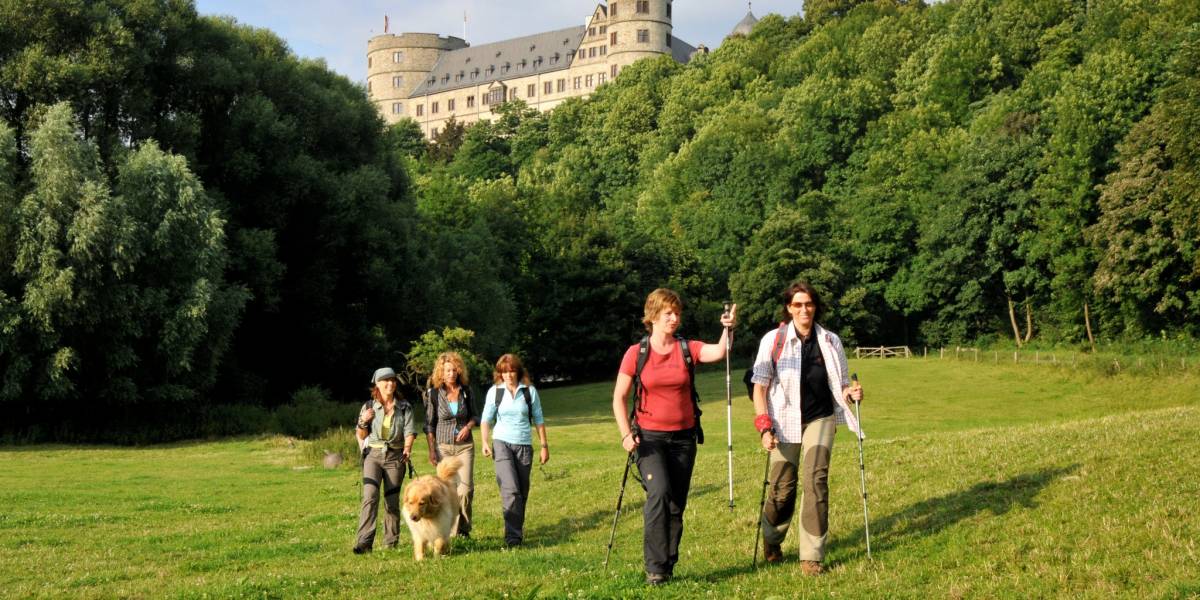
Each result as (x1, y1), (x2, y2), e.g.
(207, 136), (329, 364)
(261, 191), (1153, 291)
(2, 359), (1198, 599)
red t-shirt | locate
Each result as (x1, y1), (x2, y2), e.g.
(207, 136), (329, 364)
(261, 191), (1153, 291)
(618, 339), (705, 432)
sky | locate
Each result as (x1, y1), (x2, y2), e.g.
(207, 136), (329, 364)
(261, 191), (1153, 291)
(193, 1), (805, 83)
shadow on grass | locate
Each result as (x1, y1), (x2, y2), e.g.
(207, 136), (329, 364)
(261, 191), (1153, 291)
(835, 463), (1082, 561)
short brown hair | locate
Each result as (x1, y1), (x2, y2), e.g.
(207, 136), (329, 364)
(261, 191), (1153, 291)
(492, 353), (532, 385)
(781, 281), (823, 322)
(642, 288), (683, 332)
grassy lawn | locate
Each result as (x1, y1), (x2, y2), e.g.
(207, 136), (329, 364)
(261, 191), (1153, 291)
(2, 359), (1198, 598)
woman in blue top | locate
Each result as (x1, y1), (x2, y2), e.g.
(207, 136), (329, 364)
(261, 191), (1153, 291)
(481, 353), (549, 547)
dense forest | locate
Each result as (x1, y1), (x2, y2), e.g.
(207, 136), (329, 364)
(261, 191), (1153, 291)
(1, 0), (1197, 441)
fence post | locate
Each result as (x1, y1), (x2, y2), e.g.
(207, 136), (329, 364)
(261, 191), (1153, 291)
(1052, 354), (1056, 364)
(974, 348), (979, 362)
(1014, 351), (1018, 364)
(940, 348), (944, 359)
(1035, 351), (1039, 364)
(994, 350), (998, 364)
(924, 347), (927, 358)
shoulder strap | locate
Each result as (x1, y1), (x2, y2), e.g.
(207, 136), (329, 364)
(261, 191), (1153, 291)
(629, 336), (651, 430)
(676, 335), (704, 444)
(771, 322), (788, 366)
(521, 387), (534, 424)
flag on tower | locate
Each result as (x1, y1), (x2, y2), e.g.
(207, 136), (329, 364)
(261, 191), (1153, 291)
(384, 15), (389, 33)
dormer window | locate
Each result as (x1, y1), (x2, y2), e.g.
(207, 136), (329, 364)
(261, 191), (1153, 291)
(502, 62), (510, 73)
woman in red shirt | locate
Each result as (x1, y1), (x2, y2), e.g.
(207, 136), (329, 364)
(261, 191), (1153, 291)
(612, 288), (736, 585)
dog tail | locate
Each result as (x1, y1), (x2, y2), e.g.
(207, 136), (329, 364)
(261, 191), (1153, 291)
(436, 456), (462, 482)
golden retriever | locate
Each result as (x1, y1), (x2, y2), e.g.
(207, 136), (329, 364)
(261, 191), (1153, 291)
(401, 456), (461, 560)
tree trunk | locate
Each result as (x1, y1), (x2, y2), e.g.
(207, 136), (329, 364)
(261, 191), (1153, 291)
(1007, 295), (1023, 348)
(1023, 301), (1033, 344)
(1083, 302), (1097, 353)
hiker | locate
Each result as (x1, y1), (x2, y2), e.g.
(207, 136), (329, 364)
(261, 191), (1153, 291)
(749, 281), (864, 574)
(423, 351), (479, 539)
(480, 353), (549, 547)
(353, 367), (416, 554)
(611, 288), (736, 585)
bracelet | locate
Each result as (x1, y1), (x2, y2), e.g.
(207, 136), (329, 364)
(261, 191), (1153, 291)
(541, 444), (548, 449)
(621, 432), (632, 442)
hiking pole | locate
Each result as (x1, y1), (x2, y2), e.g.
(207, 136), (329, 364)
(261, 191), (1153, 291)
(851, 373), (872, 560)
(751, 448), (770, 569)
(604, 451), (635, 570)
(723, 302), (735, 512)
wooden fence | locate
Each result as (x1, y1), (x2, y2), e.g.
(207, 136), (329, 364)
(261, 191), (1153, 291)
(854, 346), (912, 359)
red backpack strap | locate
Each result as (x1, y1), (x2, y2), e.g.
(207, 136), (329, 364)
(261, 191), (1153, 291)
(770, 322), (788, 366)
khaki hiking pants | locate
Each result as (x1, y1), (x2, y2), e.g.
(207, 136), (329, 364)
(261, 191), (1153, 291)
(761, 415), (836, 562)
(438, 441), (474, 536)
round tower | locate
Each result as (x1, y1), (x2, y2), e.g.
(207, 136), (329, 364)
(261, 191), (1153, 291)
(606, 0), (673, 76)
(367, 33), (468, 124)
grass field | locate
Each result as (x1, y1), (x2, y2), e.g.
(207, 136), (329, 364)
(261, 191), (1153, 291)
(2, 359), (1198, 599)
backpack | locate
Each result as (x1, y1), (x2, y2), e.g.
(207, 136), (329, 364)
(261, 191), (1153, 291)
(492, 386), (535, 424)
(742, 322), (788, 400)
(632, 335), (704, 444)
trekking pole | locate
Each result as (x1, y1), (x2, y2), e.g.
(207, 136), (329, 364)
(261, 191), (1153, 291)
(851, 373), (872, 560)
(604, 451), (635, 570)
(751, 449), (770, 569)
(723, 302), (735, 512)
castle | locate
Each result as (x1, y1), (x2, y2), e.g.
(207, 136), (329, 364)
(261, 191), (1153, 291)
(366, 1), (749, 138)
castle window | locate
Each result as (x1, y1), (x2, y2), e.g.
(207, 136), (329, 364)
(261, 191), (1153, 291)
(368, 81), (372, 92)
(368, 57), (373, 68)
(535, 56), (543, 66)
(601, 45), (607, 55)
(393, 51), (404, 63)
(487, 65), (495, 75)
(432, 127), (438, 136)
(502, 62), (510, 73)
(601, 26), (607, 34)
(416, 104), (424, 117)
(611, 32), (618, 45)
(448, 98), (455, 111)
(667, 34), (672, 47)
(586, 74), (594, 88)
(667, 3), (671, 18)
(556, 78), (565, 93)
(392, 75), (403, 88)
(486, 87), (506, 105)
(588, 27), (596, 37)
(611, 64), (618, 78)
(510, 88), (518, 101)
(431, 101), (439, 114)
(519, 59), (527, 68)
(599, 72), (607, 85)
(544, 81), (552, 95)
(611, 2), (618, 17)
(573, 76), (581, 90)
(551, 53), (560, 64)
(637, 29), (649, 44)
(391, 102), (403, 115)
(467, 95), (475, 108)
(589, 47), (597, 58)
(637, 1), (649, 14)
(527, 83), (536, 97)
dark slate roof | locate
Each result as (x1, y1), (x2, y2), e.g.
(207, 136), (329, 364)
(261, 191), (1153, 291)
(410, 26), (586, 96)
(671, 36), (697, 63)
(730, 11), (758, 37)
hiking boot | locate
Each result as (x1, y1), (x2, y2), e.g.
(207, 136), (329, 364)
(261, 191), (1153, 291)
(800, 560), (824, 576)
(763, 541), (783, 564)
(645, 572), (671, 586)
(352, 544), (372, 555)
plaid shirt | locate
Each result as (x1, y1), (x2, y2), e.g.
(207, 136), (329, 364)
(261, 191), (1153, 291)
(750, 323), (862, 443)
(423, 385), (478, 444)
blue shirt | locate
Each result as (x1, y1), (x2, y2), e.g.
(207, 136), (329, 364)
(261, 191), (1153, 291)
(481, 384), (545, 446)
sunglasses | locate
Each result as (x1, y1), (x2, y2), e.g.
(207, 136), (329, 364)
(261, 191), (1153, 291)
(788, 301), (816, 310)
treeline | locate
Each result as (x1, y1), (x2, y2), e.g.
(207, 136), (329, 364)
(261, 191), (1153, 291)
(1, 0), (1197, 441)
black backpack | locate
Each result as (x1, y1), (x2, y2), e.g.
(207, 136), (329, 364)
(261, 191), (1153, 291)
(491, 386), (535, 424)
(632, 334), (703, 444)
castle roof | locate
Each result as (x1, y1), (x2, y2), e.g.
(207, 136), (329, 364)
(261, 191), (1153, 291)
(730, 11), (758, 37)
(411, 26), (586, 96)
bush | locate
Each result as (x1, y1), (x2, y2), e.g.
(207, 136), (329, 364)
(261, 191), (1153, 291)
(272, 386), (354, 439)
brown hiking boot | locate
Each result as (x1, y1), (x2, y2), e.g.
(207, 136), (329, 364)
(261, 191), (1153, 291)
(800, 560), (824, 576)
(763, 541), (783, 564)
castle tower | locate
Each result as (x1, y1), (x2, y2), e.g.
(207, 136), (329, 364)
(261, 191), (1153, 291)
(606, 0), (673, 78)
(367, 33), (468, 124)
